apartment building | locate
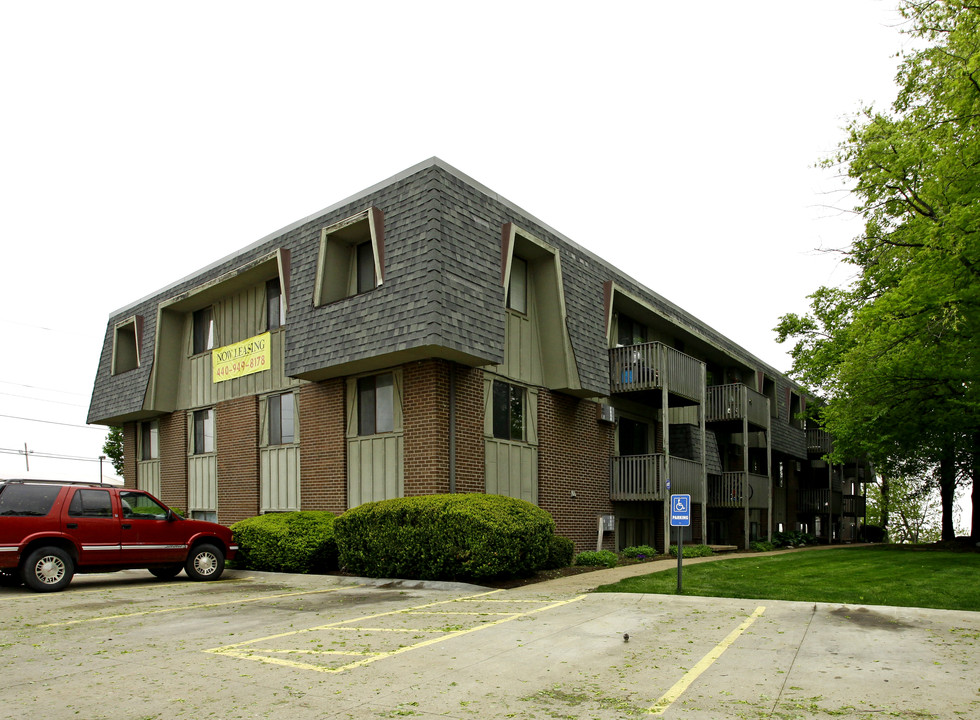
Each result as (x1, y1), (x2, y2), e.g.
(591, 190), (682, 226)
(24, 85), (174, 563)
(88, 158), (867, 552)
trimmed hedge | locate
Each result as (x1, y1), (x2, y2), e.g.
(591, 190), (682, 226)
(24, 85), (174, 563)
(574, 550), (619, 568)
(231, 511), (338, 573)
(334, 494), (555, 581)
(542, 535), (575, 570)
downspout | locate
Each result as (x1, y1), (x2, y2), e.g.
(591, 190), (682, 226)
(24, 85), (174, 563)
(449, 363), (456, 494)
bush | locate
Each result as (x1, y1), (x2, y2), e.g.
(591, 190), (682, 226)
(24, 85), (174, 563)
(574, 550), (619, 568)
(334, 494), (554, 581)
(669, 544), (713, 558)
(773, 530), (818, 548)
(750, 540), (775, 552)
(231, 511), (338, 573)
(621, 545), (658, 560)
(861, 524), (886, 543)
(542, 535), (575, 570)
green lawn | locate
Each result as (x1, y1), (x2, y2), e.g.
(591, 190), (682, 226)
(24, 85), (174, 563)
(594, 546), (980, 611)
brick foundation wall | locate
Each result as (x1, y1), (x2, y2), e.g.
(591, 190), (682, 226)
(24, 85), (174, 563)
(299, 379), (347, 514)
(216, 396), (259, 525)
(159, 412), (188, 512)
(536, 390), (615, 552)
(403, 360), (451, 494)
(122, 423), (137, 488)
(453, 366), (485, 493)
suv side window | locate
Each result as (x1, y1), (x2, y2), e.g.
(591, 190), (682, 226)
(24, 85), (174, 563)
(0, 484), (61, 516)
(67, 490), (113, 518)
(119, 491), (169, 520)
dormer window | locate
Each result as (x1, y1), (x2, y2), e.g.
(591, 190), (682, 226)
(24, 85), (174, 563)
(314, 207), (385, 306)
(193, 307), (214, 355)
(111, 315), (142, 375)
(267, 278), (285, 330)
(617, 314), (647, 347)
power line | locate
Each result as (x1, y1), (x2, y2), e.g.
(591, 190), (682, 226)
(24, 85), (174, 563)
(0, 414), (107, 431)
(0, 448), (103, 463)
(0, 391), (87, 408)
(0, 380), (89, 397)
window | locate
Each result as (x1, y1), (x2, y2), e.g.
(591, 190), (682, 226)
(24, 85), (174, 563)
(789, 392), (803, 429)
(618, 417), (649, 456)
(193, 307), (214, 355)
(492, 380), (525, 441)
(140, 420), (159, 461)
(193, 408), (215, 454)
(268, 393), (296, 445)
(0, 484), (60, 517)
(763, 377), (777, 418)
(356, 241), (375, 295)
(112, 316), (142, 375)
(314, 207), (385, 306)
(119, 491), (169, 519)
(507, 256), (527, 313)
(68, 489), (113, 518)
(617, 314), (647, 347)
(358, 373), (394, 435)
(267, 278), (285, 330)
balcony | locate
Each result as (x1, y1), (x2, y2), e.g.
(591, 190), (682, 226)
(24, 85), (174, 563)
(610, 454), (704, 502)
(705, 384), (770, 428)
(798, 488), (842, 514)
(807, 429), (833, 455)
(843, 495), (867, 516)
(707, 471), (770, 509)
(609, 342), (703, 403)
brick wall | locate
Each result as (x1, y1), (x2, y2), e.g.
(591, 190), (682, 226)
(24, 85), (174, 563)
(298, 379), (346, 513)
(122, 423), (137, 488)
(536, 390), (615, 552)
(453, 366), (485, 493)
(159, 412), (188, 512)
(403, 360), (451, 494)
(216, 395), (259, 525)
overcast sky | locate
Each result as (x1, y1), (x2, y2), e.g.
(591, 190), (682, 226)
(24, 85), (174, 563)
(1, 1), (912, 483)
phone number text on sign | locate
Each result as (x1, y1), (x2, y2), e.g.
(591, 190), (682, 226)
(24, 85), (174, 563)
(211, 332), (271, 383)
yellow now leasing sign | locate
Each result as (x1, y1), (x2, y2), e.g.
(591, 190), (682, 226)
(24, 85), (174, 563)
(212, 332), (271, 383)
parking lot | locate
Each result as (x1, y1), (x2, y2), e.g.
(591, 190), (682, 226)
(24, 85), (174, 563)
(2, 568), (978, 719)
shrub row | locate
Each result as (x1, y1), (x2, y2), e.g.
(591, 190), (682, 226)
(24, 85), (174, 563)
(232, 494), (572, 581)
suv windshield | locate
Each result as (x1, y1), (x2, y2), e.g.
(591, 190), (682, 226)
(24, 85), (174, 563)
(0, 484), (61, 516)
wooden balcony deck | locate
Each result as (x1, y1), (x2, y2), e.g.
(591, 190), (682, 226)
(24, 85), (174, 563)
(807, 429), (833, 455)
(705, 384), (770, 428)
(707, 472), (769, 509)
(608, 342), (704, 403)
(610, 454), (704, 501)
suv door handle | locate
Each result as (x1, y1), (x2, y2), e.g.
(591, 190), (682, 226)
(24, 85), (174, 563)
(122, 524), (132, 530)
(66, 523), (78, 529)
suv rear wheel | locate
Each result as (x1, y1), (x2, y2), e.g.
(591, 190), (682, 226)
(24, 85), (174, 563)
(185, 543), (224, 581)
(148, 564), (183, 580)
(22, 546), (74, 592)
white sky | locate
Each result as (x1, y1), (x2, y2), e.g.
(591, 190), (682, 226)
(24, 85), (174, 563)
(1, 1), (915, 485)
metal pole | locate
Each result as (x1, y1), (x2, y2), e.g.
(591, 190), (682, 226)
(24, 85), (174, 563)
(676, 525), (683, 593)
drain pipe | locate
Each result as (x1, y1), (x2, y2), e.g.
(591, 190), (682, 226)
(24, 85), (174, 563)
(449, 363), (456, 493)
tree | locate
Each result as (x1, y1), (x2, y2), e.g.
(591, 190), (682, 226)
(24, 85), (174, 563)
(866, 473), (940, 544)
(102, 426), (124, 476)
(776, 1), (980, 540)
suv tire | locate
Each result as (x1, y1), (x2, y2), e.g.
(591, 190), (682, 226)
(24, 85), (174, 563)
(148, 564), (183, 580)
(22, 546), (74, 592)
(185, 544), (224, 581)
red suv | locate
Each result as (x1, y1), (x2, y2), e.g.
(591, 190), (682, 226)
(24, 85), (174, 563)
(0, 480), (237, 592)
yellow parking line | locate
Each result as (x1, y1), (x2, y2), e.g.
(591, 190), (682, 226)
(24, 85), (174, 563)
(206, 591), (588, 674)
(37, 585), (357, 627)
(648, 606), (766, 715)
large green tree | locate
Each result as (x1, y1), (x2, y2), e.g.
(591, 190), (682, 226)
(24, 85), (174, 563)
(776, 1), (980, 540)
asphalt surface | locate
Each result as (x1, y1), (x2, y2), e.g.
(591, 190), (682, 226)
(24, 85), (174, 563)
(1, 559), (977, 719)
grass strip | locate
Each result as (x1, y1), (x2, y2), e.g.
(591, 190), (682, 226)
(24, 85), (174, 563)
(594, 546), (980, 611)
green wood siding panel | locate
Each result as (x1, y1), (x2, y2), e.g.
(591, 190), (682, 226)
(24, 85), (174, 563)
(347, 434), (403, 508)
(188, 454), (217, 511)
(484, 439), (537, 503)
(136, 459), (161, 498)
(260, 445), (301, 511)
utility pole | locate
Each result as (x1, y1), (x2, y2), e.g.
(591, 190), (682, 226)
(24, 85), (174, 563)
(24, 442), (29, 471)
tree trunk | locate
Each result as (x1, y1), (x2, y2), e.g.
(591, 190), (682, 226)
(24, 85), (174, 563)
(972, 431), (979, 540)
(880, 474), (890, 542)
(939, 448), (956, 541)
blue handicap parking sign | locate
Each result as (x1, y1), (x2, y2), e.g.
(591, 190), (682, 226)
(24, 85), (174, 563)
(670, 494), (691, 526)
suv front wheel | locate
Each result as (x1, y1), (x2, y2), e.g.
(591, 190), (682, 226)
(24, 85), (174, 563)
(22, 546), (74, 592)
(185, 543), (224, 581)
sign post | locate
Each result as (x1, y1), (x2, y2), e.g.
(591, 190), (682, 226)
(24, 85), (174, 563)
(670, 494), (691, 593)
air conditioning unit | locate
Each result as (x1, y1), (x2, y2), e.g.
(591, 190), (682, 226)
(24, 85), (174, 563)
(600, 404), (616, 423)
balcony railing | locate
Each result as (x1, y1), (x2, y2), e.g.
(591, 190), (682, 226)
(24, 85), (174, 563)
(843, 496), (867, 516)
(707, 471), (770, 509)
(798, 488), (842, 514)
(610, 453), (665, 501)
(705, 384), (770, 428)
(610, 454), (705, 502)
(609, 343), (703, 402)
(807, 429), (833, 455)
